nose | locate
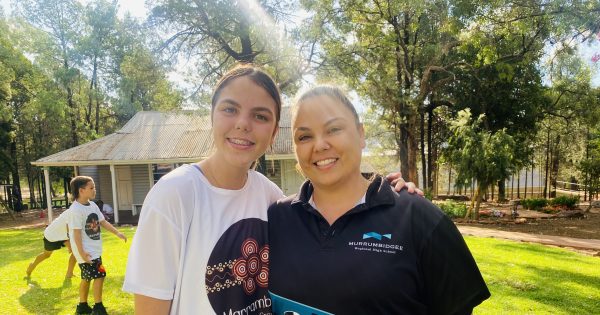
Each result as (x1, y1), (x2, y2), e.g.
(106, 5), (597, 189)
(314, 135), (331, 152)
(235, 114), (251, 132)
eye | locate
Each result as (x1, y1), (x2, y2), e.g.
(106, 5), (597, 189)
(255, 113), (270, 122)
(297, 134), (312, 142)
(328, 126), (342, 134)
(222, 106), (237, 114)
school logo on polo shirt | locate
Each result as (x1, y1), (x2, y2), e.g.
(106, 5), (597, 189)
(348, 231), (403, 254)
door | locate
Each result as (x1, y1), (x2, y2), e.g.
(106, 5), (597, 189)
(116, 166), (133, 210)
(281, 160), (305, 196)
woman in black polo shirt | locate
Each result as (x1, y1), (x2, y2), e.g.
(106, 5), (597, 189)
(268, 85), (490, 315)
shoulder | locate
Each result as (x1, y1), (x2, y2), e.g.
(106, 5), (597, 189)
(387, 189), (446, 228)
(248, 170), (280, 190)
(267, 194), (297, 218)
(149, 164), (200, 196)
(248, 170), (284, 199)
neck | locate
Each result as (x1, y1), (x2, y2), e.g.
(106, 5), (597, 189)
(311, 173), (370, 225)
(77, 198), (89, 205)
(199, 156), (250, 189)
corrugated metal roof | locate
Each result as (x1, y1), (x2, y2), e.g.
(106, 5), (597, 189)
(33, 109), (294, 167)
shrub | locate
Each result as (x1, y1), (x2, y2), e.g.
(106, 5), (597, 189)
(439, 200), (467, 218)
(520, 198), (548, 210)
(549, 196), (579, 209)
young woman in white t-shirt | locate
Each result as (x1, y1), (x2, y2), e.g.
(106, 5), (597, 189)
(123, 64), (417, 315)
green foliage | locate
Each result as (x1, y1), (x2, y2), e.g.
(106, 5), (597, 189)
(438, 200), (467, 218)
(549, 196), (580, 209)
(521, 198), (548, 210)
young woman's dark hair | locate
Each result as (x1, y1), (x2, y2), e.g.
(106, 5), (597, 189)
(211, 64), (282, 125)
(69, 176), (93, 201)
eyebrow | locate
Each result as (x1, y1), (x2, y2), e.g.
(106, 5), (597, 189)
(294, 117), (345, 131)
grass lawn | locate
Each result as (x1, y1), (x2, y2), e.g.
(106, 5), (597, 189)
(1, 228), (599, 314)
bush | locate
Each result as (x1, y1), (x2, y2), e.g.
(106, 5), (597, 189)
(439, 200), (467, 218)
(521, 198), (548, 210)
(549, 196), (579, 209)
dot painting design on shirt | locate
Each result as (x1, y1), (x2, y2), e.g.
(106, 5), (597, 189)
(232, 239), (269, 294)
(205, 238), (269, 295)
(204, 218), (270, 314)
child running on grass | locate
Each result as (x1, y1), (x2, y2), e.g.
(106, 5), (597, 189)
(68, 176), (127, 315)
(26, 208), (77, 279)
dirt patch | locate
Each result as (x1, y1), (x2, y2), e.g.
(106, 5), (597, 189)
(455, 205), (600, 240)
(0, 208), (68, 230)
(2, 206), (600, 241)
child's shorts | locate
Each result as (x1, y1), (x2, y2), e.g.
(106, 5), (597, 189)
(79, 257), (106, 281)
(43, 237), (66, 251)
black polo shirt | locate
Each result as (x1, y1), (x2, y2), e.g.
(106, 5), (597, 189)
(268, 176), (490, 315)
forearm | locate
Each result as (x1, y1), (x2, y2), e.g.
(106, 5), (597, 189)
(73, 229), (86, 258)
(134, 294), (172, 315)
(100, 220), (120, 235)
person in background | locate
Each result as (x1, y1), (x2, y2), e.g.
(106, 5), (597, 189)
(268, 85), (490, 315)
(69, 176), (127, 315)
(95, 200), (113, 223)
(26, 208), (77, 279)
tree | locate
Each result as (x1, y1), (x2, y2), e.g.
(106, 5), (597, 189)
(146, 0), (306, 93)
(444, 109), (517, 218)
(117, 46), (183, 122)
(303, 0), (600, 185)
(15, 0), (84, 147)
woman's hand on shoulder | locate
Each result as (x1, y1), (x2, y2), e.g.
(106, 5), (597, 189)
(386, 172), (424, 196)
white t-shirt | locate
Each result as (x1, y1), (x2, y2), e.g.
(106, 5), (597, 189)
(44, 208), (72, 242)
(68, 201), (105, 263)
(123, 164), (284, 315)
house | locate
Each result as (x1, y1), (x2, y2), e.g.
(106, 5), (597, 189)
(32, 108), (306, 224)
(33, 107), (388, 224)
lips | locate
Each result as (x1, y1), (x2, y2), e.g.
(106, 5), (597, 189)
(227, 137), (255, 148)
(314, 158), (338, 168)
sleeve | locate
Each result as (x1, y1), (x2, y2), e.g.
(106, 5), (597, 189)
(122, 185), (183, 300)
(91, 202), (105, 222)
(69, 209), (84, 230)
(420, 216), (491, 315)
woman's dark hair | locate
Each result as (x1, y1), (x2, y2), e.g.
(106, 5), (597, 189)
(293, 85), (360, 125)
(211, 64), (282, 125)
(69, 176), (93, 201)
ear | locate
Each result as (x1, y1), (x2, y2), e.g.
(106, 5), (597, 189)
(358, 123), (366, 149)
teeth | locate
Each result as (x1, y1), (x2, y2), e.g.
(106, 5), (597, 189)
(230, 138), (252, 145)
(315, 158), (336, 166)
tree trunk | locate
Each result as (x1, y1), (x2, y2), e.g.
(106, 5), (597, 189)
(447, 165), (452, 195)
(517, 169), (521, 199)
(524, 167), (528, 198)
(550, 135), (561, 198)
(427, 109), (434, 190)
(10, 141), (22, 212)
(474, 184), (484, 220)
(420, 111), (427, 189)
(544, 127), (550, 198)
(498, 180), (506, 201)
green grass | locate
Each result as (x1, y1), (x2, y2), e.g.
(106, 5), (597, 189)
(0, 227), (136, 314)
(0, 229), (598, 314)
(469, 236), (600, 314)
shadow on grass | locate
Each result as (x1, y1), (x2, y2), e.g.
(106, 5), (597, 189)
(19, 279), (66, 315)
(484, 242), (600, 313)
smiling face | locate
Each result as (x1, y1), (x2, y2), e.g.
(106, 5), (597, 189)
(292, 94), (366, 189)
(211, 76), (279, 170)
